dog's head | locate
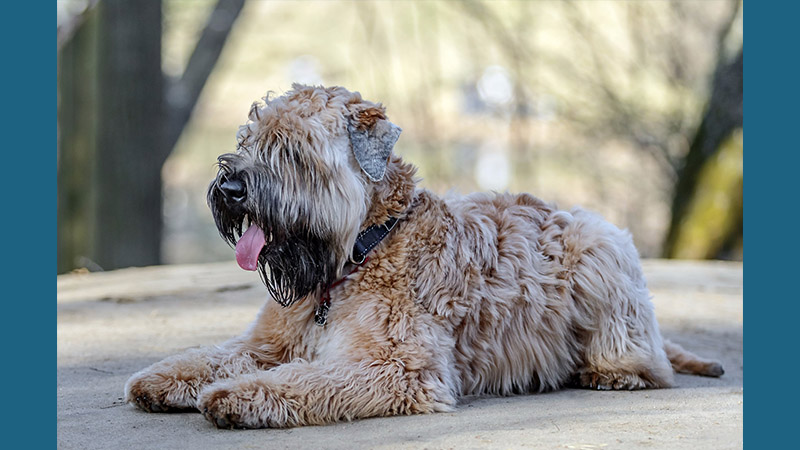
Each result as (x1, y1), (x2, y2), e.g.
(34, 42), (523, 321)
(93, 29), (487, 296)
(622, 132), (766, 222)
(207, 84), (416, 307)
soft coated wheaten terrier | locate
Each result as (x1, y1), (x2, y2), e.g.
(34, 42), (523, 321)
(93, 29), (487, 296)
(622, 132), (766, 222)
(125, 84), (724, 429)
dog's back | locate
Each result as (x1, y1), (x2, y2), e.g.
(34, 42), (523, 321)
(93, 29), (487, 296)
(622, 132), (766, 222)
(404, 189), (719, 394)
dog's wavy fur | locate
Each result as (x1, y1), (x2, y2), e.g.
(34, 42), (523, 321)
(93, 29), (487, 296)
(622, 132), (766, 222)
(125, 84), (724, 429)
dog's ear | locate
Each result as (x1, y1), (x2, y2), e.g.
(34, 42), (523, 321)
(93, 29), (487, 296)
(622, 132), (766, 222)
(348, 107), (402, 182)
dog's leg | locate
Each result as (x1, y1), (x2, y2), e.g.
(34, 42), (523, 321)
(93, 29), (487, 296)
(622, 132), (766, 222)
(565, 210), (675, 390)
(575, 295), (675, 391)
(124, 340), (265, 412)
(197, 359), (455, 428)
(573, 287), (675, 390)
(125, 300), (317, 413)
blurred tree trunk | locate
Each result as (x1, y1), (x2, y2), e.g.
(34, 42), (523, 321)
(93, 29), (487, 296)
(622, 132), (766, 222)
(662, 46), (743, 258)
(94, 0), (165, 270)
(57, 0), (245, 273)
(716, 175), (743, 259)
(57, 7), (99, 273)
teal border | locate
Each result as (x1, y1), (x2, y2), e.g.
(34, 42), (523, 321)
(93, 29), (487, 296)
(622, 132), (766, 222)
(4, 2), (52, 448)
(745, 3), (793, 448)
(42, 1), (768, 447)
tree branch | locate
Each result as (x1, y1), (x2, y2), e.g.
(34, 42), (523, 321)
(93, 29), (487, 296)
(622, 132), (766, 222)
(163, 0), (246, 161)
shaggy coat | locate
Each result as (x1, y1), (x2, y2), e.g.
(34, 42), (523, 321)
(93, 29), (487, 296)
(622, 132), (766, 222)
(125, 84), (723, 429)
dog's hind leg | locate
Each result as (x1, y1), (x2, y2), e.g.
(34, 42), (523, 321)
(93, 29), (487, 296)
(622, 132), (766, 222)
(563, 209), (675, 390)
(664, 340), (724, 377)
(574, 301), (675, 392)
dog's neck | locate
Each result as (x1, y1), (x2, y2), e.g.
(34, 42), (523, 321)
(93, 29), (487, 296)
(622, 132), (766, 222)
(361, 155), (418, 228)
(314, 156), (416, 326)
(315, 214), (402, 326)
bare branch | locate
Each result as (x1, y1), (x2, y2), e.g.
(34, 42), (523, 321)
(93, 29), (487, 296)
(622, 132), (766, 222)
(163, 0), (246, 160)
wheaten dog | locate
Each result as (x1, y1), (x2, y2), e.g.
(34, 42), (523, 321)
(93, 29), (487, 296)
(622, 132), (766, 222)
(125, 84), (724, 429)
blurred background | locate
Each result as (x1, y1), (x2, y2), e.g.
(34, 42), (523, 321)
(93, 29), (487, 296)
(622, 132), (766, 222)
(56, 0), (743, 274)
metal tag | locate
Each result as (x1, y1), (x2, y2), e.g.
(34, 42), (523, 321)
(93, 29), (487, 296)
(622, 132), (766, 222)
(314, 300), (329, 326)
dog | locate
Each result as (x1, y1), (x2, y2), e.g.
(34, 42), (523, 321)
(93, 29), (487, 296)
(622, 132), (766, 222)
(125, 84), (724, 429)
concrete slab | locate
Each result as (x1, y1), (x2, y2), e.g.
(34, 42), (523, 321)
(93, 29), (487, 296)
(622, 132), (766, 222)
(57, 259), (743, 449)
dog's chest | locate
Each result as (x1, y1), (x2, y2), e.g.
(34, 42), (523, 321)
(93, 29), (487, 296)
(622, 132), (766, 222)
(309, 274), (422, 361)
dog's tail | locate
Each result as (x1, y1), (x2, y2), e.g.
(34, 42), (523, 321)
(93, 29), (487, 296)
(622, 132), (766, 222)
(664, 340), (725, 377)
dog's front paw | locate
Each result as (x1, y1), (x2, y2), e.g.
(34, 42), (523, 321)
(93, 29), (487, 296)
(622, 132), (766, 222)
(125, 372), (197, 413)
(198, 381), (287, 429)
(199, 387), (246, 429)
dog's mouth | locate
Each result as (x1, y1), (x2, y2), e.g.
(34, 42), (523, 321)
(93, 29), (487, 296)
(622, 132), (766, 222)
(229, 218), (337, 308)
(235, 223), (269, 271)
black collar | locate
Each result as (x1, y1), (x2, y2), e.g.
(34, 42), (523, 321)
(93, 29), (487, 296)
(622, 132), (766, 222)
(314, 216), (401, 326)
(350, 216), (400, 264)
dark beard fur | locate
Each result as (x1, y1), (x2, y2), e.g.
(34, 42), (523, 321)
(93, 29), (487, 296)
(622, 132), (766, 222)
(257, 230), (337, 307)
(207, 153), (339, 308)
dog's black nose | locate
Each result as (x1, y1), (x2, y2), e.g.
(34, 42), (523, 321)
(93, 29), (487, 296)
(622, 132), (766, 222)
(219, 178), (246, 203)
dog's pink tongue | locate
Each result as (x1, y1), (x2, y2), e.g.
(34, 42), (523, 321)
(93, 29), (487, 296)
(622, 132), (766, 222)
(235, 225), (266, 271)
